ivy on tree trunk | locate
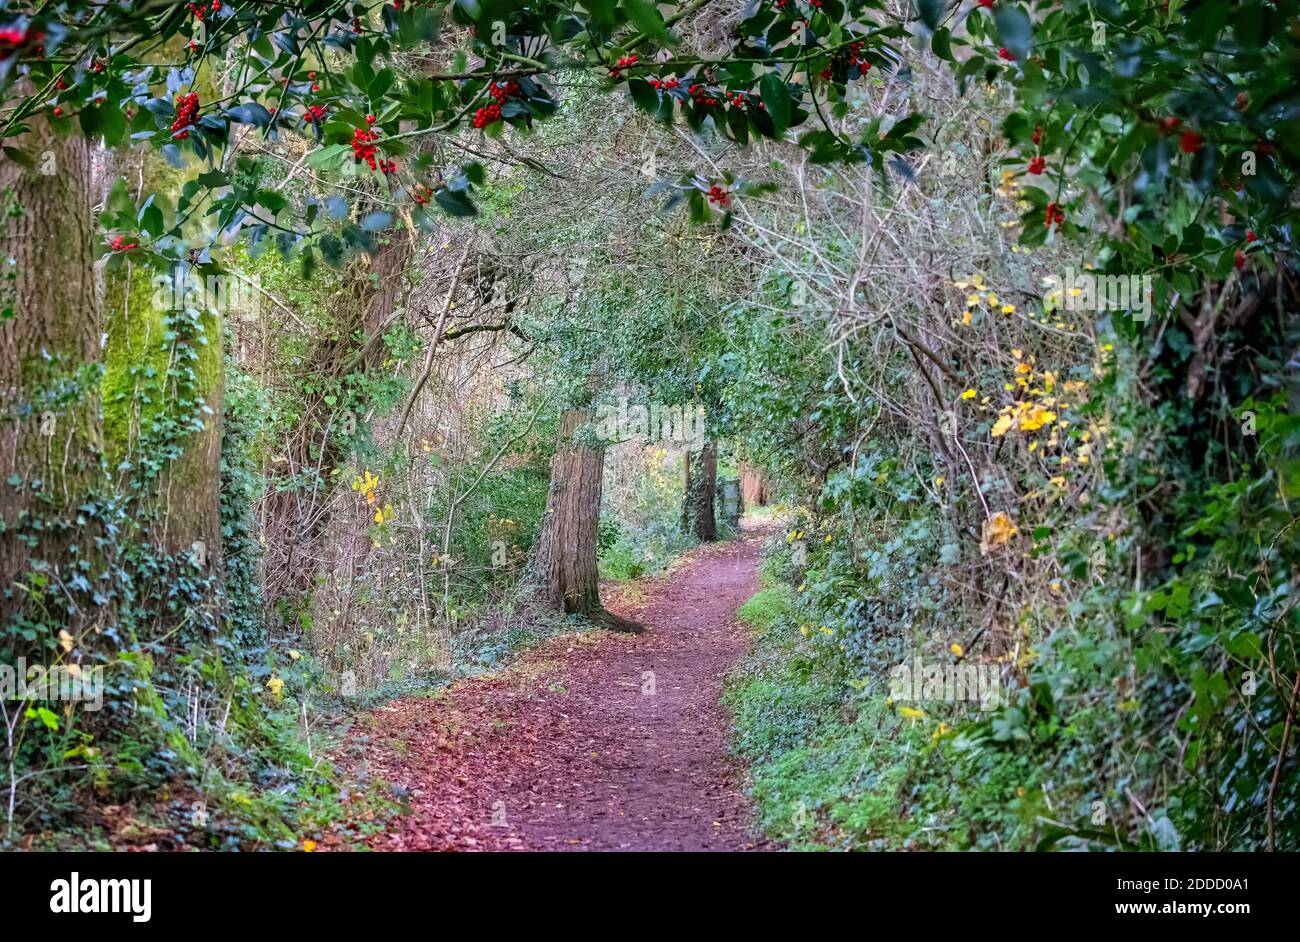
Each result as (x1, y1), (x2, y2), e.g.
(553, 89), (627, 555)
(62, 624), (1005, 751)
(530, 408), (641, 633)
(0, 95), (106, 625)
(682, 441), (717, 542)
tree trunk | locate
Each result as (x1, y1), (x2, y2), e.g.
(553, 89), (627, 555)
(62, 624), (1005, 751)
(530, 408), (641, 632)
(682, 441), (718, 541)
(102, 145), (223, 567)
(258, 231), (413, 626)
(0, 102), (105, 620)
(740, 460), (769, 507)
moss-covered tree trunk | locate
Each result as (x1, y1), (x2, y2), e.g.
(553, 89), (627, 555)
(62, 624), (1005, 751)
(101, 146), (224, 571)
(682, 441), (718, 541)
(0, 101), (105, 620)
(530, 409), (641, 632)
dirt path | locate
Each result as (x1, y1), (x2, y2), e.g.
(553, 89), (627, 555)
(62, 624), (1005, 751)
(361, 531), (767, 851)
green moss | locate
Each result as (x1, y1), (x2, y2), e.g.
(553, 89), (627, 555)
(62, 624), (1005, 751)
(736, 584), (796, 632)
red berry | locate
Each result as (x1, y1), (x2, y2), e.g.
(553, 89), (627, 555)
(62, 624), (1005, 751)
(1028, 157), (1045, 175)
(1236, 92), (1247, 111)
(1179, 130), (1203, 154)
(1245, 231), (1257, 243)
(52, 106), (62, 116)
(366, 114), (376, 124)
(998, 47), (1014, 61)
(1234, 249), (1245, 269)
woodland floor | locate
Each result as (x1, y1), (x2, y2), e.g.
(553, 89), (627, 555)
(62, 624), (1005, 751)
(359, 527), (770, 851)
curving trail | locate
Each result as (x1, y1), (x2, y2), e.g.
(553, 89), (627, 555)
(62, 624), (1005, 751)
(361, 530), (767, 851)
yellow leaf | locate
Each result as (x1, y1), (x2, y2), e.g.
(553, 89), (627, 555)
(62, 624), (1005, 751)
(980, 512), (1018, 554)
(899, 706), (926, 720)
(961, 388), (977, 400)
(949, 642), (964, 657)
(302, 839), (317, 852)
(991, 414), (1014, 437)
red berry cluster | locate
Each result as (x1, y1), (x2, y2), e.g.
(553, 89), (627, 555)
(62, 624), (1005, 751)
(187, 2), (205, 20)
(978, 0), (995, 8)
(1031, 124), (1043, 145)
(490, 80), (521, 102)
(689, 84), (719, 107)
(608, 53), (638, 80)
(846, 40), (869, 71)
(708, 184), (729, 206)
(1156, 115), (1180, 135)
(473, 101), (502, 128)
(412, 184), (434, 206)
(724, 89), (764, 111)
(1246, 230), (1257, 243)
(1044, 202), (1065, 229)
(305, 103), (328, 123)
(998, 47), (1014, 61)
(647, 77), (680, 90)
(1027, 156), (1045, 175)
(352, 127), (380, 169)
(172, 92), (199, 139)
(108, 234), (138, 251)
(1179, 130), (1203, 154)
(1235, 92), (1248, 111)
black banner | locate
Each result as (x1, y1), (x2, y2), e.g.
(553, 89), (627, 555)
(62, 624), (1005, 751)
(0, 851), (1280, 930)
